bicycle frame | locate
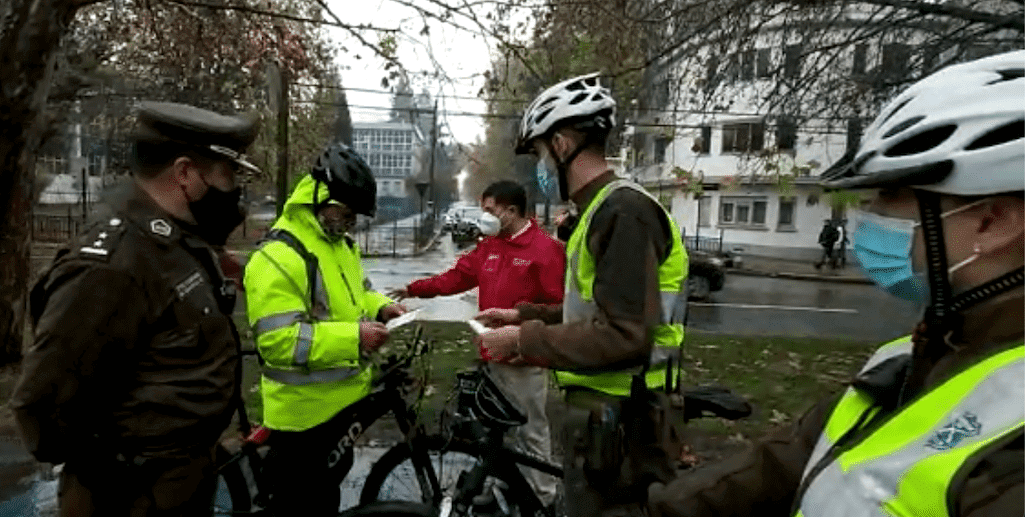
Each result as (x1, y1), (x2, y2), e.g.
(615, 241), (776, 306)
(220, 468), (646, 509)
(216, 326), (439, 514)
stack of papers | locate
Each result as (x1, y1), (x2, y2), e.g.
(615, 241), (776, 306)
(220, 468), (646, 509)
(385, 309), (421, 331)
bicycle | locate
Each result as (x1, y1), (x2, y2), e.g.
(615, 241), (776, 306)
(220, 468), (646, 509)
(358, 362), (752, 517)
(213, 324), (445, 515)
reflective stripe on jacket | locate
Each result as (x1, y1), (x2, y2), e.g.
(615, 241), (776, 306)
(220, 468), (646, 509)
(794, 336), (1025, 517)
(555, 179), (688, 396)
(243, 175), (393, 431)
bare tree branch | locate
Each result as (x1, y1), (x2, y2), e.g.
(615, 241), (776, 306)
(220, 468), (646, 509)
(840, 0), (1022, 31)
(160, 0), (401, 32)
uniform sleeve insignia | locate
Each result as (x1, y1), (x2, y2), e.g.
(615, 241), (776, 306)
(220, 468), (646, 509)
(926, 411), (982, 450)
(151, 219), (173, 237)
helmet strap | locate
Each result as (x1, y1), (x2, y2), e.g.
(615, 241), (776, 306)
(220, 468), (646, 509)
(552, 133), (591, 202)
(950, 267), (1025, 314)
(915, 189), (955, 340)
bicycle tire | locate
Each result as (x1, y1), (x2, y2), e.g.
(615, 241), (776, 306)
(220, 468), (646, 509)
(360, 435), (539, 515)
(340, 501), (437, 517)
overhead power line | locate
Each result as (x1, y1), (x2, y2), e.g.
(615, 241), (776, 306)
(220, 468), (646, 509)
(299, 99), (849, 135)
(294, 80), (864, 121)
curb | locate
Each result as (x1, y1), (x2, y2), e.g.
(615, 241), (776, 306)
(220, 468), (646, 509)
(729, 267), (874, 285)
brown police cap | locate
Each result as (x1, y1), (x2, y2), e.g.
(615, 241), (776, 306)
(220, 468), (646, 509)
(134, 101), (259, 152)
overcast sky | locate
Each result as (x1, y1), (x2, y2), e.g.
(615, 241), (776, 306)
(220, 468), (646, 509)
(323, 0), (505, 146)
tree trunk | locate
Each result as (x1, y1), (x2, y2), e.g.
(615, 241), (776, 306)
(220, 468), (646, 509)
(0, 1), (85, 365)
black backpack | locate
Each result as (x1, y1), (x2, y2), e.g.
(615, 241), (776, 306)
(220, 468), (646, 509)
(818, 223), (839, 246)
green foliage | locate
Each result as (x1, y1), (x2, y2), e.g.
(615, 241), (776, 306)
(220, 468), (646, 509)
(829, 190), (864, 210)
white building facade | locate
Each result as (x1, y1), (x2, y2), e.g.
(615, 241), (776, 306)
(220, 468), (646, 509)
(352, 121), (423, 220)
(624, 4), (1016, 261)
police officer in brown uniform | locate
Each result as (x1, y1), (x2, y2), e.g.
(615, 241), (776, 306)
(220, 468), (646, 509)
(12, 101), (260, 516)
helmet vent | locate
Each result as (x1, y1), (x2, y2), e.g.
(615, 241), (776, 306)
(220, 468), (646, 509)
(988, 68), (1025, 84)
(569, 93), (589, 105)
(880, 97), (914, 126)
(533, 107), (554, 125)
(537, 96), (558, 108)
(883, 116), (925, 139)
(883, 125), (957, 157)
(566, 80), (587, 92)
(965, 119), (1024, 150)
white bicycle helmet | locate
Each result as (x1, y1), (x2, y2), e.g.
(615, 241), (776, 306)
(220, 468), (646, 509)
(515, 72), (617, 154)
(822, 49), (1024, 196)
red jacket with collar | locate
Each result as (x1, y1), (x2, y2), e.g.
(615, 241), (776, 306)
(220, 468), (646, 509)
(407, 221), (565, 310)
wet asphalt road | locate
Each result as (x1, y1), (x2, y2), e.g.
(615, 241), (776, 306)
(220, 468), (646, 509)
(0, 251), (921, 515)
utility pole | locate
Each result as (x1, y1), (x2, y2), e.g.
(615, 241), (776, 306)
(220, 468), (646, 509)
(428, 100), (438, 224)
(269, 60), (289, 217)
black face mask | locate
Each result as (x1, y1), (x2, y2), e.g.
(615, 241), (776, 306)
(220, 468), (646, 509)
(188, 184), (246, 246)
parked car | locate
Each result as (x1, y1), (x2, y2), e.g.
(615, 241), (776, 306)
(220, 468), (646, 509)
(687, 250), (727, 300)
(442, 204), (481, 231)
(449, 207), (485, 242)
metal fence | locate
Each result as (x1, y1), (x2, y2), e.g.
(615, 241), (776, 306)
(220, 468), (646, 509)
(356, 216), (436, 257)
(32, 213), (84, 243)
(681, 227), (724, 254)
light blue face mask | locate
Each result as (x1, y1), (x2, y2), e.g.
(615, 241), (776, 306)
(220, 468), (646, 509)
(851, 201), (984, 304)
(535, 149), (561, 201)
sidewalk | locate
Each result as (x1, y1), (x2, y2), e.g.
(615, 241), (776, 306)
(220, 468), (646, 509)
(730, 255), (872, 285)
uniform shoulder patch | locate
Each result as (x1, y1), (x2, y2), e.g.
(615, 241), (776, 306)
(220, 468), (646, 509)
(75, 218), (127, 261)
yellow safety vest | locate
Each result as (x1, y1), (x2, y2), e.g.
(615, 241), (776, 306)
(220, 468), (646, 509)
(794, 336), (1025, 516)
(243, 176), (393, 432)
(555, 179), (689, 397)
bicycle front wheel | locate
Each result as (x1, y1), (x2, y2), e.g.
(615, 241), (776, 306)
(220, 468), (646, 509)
(360, 435), (485, 504)
(340, 501), (437, 517)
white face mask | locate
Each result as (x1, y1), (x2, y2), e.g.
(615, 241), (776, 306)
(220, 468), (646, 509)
(479, 212), (501, 236)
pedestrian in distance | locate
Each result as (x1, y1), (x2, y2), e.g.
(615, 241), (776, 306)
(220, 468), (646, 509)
(647, 49), (1024, 517)
(12, 101), (260, 516)
(814, 218), (839, 270)
(390, 180), (565, 507)
(475, 72), (690, 517)
(243, 144), (406, 516)
(832, 218), (849, 269)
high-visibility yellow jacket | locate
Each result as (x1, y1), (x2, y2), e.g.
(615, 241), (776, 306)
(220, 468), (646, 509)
(243, 175), (393, 431)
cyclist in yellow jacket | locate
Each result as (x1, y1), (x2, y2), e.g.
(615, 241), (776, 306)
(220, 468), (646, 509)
(243, 144), (405, 516)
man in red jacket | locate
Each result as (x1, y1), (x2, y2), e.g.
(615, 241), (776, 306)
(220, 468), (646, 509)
(393, 180), (564, 506)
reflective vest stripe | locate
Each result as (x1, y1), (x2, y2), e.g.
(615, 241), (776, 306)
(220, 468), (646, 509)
(262, 366), (363, 386)
(253, 311), (305, 335)
(293, 322), (314, 366)
(796, 344), (1025, 517)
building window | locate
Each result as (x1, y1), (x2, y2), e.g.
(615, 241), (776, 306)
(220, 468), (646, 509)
(698, 196), (712, 227)
(756, 48), (772, 78)
(784, 44), (802, 79)
(852, 43), (868, 76)
(653, 136), (668, 163)
(720, 200), (734, 224)
(846, 118), (863, 153)
(777, 117), (797, 151)
(721, 196), (768, 228)
(739, 50), (755, 81)
(693, 126), (712, 154)
(722, 122), (764, 153)
(778, 197), (796, 230)
(881, 43), (910, 80)
(705, 55), (720, 89)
